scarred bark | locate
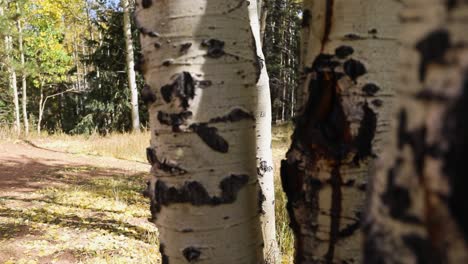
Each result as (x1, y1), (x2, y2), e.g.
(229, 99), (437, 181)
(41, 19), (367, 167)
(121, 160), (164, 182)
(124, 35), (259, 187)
(364, 1), (468, 263)
(281, 0), (400, 262)
(136, 0), (267, 263)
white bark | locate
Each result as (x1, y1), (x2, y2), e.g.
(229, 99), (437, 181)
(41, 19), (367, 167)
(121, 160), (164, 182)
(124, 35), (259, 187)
(4, 33), (21, 135)
(16, 8), (29, 135)
(17, 17), (29, 135)
(122, 0), (140, 131)
(136, 0), (266, 263)
(281, 0), (400, 262)
(249, 1), (280, 262)
(364, 1), (468, 263)
(37, 86), (44, 134)
(1, 6), (20, 133)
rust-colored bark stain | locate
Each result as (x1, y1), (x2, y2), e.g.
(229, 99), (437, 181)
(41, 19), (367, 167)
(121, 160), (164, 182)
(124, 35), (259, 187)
(282, 44), (377, 262)
(325, 166), (343, 264)
(321, 0), (334, 52)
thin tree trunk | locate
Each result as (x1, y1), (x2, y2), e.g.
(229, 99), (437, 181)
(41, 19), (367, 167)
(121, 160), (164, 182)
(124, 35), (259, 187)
(37, 86), (44, 134)
(1, 6), (20, 133)
(4, 33), (21, 134)
(122, 0), (140, 132)
(249, 1), (280, 262)
(364, 1), (468, 263)
(17, 17), (29, 135)
(258, 0), (268, 45)
(137, 0), (266, 263)
(280, 0), (400, 262)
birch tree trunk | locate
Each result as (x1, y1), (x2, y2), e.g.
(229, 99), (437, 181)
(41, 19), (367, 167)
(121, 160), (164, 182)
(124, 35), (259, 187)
(17, 17), (29, 135)
(249, 1), (280, 262)
(1, 7), (20, 133)
(122, 0), (140, 131)
(4, 34), (21, 135)
(136, 0), (267, 263)
(280, 0), (400, 262)
(364, 1), (468, 263)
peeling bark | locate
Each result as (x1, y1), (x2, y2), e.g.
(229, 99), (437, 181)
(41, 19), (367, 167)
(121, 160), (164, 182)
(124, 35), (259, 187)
(282, 0), (401, 262)
(364, 1), (468, 263)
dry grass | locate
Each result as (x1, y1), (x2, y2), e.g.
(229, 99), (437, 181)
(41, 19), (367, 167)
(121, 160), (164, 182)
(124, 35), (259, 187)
(0, 166), (160, 264)
(0, 123), (296, 262)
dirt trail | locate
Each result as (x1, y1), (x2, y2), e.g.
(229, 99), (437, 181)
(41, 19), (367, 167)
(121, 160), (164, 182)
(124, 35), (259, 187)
(0, 141), (159, 264)
(0, 141), (150, 196)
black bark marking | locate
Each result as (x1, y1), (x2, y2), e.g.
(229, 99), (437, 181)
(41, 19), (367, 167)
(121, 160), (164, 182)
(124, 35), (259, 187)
(344, 33), (364, 40)
(442, 77), (468, 242)
(415, 29), (450, 81)
(343, 59), (367, 82)
(181, 228), (193, 233)
(295, 54), (352, 159)
(381, 158), (421, 224)
(353, 102), (377, 165)
(257, 159), (273, 177)
(197, 80), (212, 88)
(157, 111), (193, 132)
(154, 42), (161, 49)
(160, 72), (195, 110)
(302, 9), (311, 28)
(134, 55), (145, 73)
(249, 26), (263, 83)
(147, 31), (160, 38)
(162, 59), (174, 67)
(402, 234), (442, 264)
(159, 243), (169, 264)
(201, 39), (225, 58)
(280, 159), (307, 263)
(183, 247), (201, 262)
(225, 0), (245, 13)
(325, 166), (343, 263)
(141, 85), (156, 104)
(362, 83), (380, 96)
(258, 189), (266, 214)
(371, 99), (383, 108)
(141, 0), (152, 8)
(447, 0), (456, 10)
(397, 109), (427, 175)
(368, 28), (378, 34)
(209, 108), (255, 123)
(146, 147), (188, 175)
(321, 0), (334, 51)
(146, 147), (158, 165)
(142, 181), (151, 198)
(280, 160), (303, 203)
(189, 124), (229, 153)
(154, 174), (248, 209)
(179, 43), (192, 54)
(338, 220), (360, 239)
(414, 89), (449, 101)
(335, 46), (354, 59)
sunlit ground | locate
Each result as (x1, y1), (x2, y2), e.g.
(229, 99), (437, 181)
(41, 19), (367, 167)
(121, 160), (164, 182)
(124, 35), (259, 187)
(0, 124), (294, 263)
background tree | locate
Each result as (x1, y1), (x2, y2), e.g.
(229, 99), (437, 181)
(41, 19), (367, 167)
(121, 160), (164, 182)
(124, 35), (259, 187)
(122, 0), (140, 132)
(0, 3), (21, 134)
(263, 0), (301, 122)
(364, 1), (468, 263)
(280, 0), (400, 262)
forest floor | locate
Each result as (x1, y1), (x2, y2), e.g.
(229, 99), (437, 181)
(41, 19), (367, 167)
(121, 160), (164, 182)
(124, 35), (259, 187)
(0, 123), (294, 263)
(0, 141), (159, 264)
